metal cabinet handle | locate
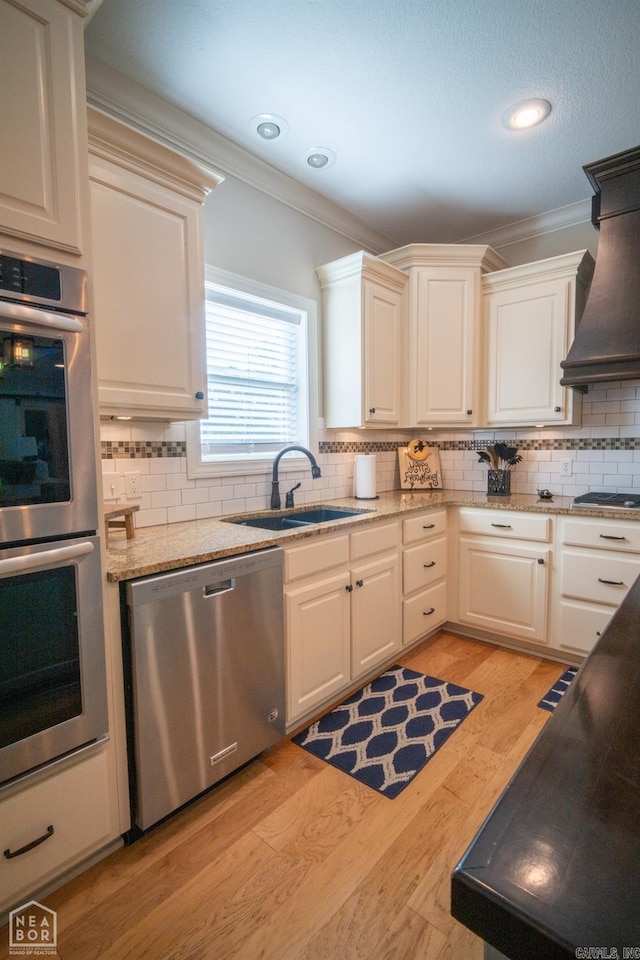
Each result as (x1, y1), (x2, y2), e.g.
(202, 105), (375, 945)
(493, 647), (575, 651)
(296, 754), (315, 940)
(356, 579), (364, 588)
(466, 409), (472, 415)
(537, 558), (544, 564)
(345, 584), (353, 592)
(423, 561), (436, 568)
(422, 607), (435, 616)
(369, 407), (376, 414)
(195, 391), (204, 400)
(598, 578), (625, 586)
(491, 523), (512, 529)
(423, 523), (436, 530)
(4, 825), (54, 859)
(554, 406), (561, 413)
(599, 534), (627, 541)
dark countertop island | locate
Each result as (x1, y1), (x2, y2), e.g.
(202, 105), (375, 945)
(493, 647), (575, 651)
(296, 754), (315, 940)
(451, 573), (640, 959)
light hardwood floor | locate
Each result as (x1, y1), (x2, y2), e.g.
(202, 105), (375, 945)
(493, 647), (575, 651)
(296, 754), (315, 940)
(1, 631), (565, 960)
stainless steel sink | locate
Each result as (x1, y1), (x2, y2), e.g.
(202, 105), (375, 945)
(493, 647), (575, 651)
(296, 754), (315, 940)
(225, 505), (370, 530)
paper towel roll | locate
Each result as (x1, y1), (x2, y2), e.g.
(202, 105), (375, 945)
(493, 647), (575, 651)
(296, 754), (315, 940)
(354, 454), (377, 499)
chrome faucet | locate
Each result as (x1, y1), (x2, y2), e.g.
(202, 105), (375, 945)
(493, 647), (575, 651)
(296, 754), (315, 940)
(270, 445), (322, 509)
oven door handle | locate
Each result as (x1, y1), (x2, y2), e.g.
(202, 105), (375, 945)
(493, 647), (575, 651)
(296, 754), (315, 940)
(0, 541), (94, 578)
(0, 299), (83, 333)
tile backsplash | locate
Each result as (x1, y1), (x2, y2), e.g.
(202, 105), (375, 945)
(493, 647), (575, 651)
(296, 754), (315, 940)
(102, 381), (640, 529)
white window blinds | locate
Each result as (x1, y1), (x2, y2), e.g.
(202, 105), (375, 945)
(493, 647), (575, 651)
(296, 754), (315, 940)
(200, 286), (306, 455)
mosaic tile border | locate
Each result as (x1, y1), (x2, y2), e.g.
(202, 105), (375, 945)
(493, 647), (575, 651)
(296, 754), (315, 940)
(319, 438), (640, 453)
(101, 440), (187, 459)
(102, 437), (640, 459)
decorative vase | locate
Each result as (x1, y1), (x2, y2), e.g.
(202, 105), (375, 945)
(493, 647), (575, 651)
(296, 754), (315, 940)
(487, 469), (511, 496)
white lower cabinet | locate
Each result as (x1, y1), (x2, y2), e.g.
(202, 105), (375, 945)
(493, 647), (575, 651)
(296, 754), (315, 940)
(285, 522), (401, 725)
(0, 750), (114, 914)
(402, 509), (448, 644)
(552, 516), (640, 657)
(456, 509), (551, 644)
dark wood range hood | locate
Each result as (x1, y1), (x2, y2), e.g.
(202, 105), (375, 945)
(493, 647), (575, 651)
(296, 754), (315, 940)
(560, 145), (640, 390)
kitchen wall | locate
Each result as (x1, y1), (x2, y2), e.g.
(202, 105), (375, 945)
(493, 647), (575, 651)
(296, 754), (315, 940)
(94, 57), (636, 530)
(102, 378), (640, 527)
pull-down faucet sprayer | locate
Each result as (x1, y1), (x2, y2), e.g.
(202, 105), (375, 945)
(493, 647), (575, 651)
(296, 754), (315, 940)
(270, 445), (321, 509)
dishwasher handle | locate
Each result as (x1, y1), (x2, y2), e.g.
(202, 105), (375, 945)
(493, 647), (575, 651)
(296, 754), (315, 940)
(203, 578), (237, 598)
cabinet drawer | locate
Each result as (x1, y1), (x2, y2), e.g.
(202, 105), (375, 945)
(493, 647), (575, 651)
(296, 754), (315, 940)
(0, 751), (112, 913)
(556, 599), (614, 656)
(459, 508), (550, 542)
(403, 537), (447, 595)
(561, 549), (640, 606)
(403, 581), (447, 646)
(562, 518), (640, 553)
(284, 534), (349, 582)
(403, 510), (447, 544)
(350, 520), (400, 561)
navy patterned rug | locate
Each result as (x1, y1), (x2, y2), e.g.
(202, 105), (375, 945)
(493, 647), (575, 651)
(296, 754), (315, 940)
(292, 665), (483, 798)
(537, 667), (578, 712)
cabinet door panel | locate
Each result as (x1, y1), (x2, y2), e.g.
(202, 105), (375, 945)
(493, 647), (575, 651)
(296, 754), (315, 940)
(413, 269), (476, 424)
(363, 281), (402, 424)
(561, 549), (640, 606)
(486, 279), (567, 424)
(403, 537), (447, 594)
(286, 571), (351, 722)
(0, 0), (83, 252)
(403, 581), (447, 646)
(557, 599), (613, 657)
(0, 751), (112, 914)
(89, 158), (206, 419)
(351, 554), (401, 679)
(459, 538), (549, 641)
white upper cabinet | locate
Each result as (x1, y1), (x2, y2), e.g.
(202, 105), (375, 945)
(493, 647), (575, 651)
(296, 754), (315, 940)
(88, 108), (222, 420)
(0, 0), (88, 255)
(317, 252), (407, 428)
(483, 251), (595, 427)
(380, 244), (507, 427)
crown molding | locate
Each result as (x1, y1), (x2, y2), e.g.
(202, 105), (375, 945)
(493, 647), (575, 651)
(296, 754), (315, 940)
(459, 199), (593, 249)
(85, 56), (397, 255)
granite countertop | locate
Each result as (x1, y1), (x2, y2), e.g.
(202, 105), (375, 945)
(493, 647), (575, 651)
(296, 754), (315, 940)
(451, 572), (640, 958)
(103, 489), (640, 582)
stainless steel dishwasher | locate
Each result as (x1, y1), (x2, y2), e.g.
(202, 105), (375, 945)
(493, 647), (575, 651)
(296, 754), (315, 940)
(123, 547), (284, 833)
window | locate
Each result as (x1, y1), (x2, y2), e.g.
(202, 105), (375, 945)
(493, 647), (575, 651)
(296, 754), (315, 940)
(186, 267), (317, 478)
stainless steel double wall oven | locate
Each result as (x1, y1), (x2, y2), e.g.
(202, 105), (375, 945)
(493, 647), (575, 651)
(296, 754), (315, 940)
(0, 249), (107, 789)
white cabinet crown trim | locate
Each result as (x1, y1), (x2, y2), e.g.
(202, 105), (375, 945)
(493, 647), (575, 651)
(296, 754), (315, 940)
(88, 106), (223, 203)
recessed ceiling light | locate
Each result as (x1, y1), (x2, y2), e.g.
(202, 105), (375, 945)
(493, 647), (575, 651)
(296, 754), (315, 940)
(503, 99), (552, 130)
(251, 114), (289, 140)
(306, 147), (336, 169)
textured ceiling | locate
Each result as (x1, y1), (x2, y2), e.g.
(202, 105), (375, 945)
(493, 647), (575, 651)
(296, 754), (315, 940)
(84, 0), (640, 245)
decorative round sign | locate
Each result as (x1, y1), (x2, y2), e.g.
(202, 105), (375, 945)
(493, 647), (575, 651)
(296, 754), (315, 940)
(407, 439), (429, 461)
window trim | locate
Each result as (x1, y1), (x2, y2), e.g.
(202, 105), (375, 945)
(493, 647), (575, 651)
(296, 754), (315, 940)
(186, 266), (318, 480)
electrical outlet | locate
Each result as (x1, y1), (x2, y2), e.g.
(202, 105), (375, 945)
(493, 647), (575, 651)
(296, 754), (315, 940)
(561, 459), (573, 477)
(125, 471), (141, 498)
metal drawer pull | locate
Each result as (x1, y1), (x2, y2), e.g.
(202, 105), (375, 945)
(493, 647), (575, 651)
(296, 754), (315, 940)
(345, 584), (353, 592)
(356, 579), (364, 588)
(599, 534), (627, 541)
(423, 561), (436, 568)
(491, 523), (512, 529)
(423, 523), (436, 530)
(4, 825), (54, 859)
(598, 577), (625, 586)
(537, 558), (544, 564)
(423, 607), (435, 616)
